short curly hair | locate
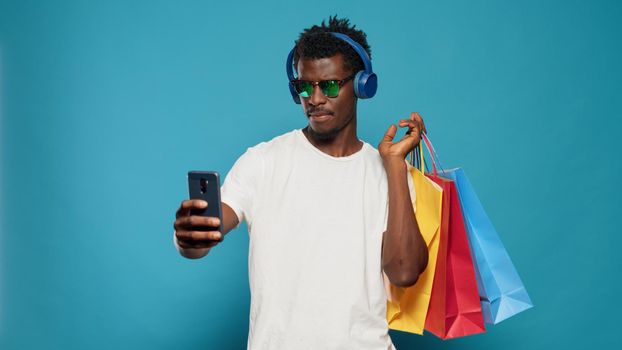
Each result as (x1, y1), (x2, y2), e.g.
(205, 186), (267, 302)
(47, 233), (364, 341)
(293, 16), (372, 75)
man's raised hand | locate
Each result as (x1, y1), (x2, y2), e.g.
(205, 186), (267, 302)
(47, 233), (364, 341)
(378, 112), (426, 162)
(174, 199), (223, 250)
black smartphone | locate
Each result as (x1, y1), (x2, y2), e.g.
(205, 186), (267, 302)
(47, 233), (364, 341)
(187, 171), (223, 236)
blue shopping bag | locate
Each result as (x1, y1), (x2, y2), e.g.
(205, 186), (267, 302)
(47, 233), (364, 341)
(441, 167), (533, 324)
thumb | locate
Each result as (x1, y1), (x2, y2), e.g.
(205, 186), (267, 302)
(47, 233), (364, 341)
(382, 124), (397, 143)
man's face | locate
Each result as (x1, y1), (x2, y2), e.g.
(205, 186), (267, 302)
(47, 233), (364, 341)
(296, 54), (357, 140)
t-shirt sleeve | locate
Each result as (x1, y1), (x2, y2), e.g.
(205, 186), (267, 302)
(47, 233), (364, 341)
(221, 147), (264, 225)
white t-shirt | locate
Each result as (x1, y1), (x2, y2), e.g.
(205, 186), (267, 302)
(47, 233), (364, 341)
(222, 129), (400, 350)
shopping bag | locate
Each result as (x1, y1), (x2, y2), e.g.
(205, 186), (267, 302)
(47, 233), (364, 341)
(422, 174), (450, 338)
(442, 167), (533, 324)
(424, 173), (486, 339)
(386, 146), (443, 334)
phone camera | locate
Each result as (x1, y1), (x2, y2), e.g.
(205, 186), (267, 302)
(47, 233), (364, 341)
(200, 178), (208, 194)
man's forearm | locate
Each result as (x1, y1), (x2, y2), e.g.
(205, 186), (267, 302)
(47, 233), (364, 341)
(382, 159), (428, 287)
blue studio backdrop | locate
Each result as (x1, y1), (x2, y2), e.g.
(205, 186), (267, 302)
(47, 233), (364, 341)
(1, 1), (620, 349)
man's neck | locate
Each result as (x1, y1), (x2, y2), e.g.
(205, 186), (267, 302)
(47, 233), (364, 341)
(302, 121), (363, 158)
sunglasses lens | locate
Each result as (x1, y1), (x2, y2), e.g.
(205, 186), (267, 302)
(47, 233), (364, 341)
(293, 81), (313, 97)
(293, 79), (344, 98)
(320, 80), (340, 97)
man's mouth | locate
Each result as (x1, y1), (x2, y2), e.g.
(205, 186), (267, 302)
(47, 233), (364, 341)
(310, 114), (332, 122)
(308, 111), (334, 122)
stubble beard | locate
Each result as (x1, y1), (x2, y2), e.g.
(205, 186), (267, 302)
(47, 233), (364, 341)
(307, 111), (356, 142)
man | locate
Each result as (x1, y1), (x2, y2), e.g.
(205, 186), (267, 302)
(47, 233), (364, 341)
(174, 16), (428, 349)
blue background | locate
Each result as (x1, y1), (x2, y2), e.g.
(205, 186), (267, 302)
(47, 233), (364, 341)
(1, 0), (620, 349)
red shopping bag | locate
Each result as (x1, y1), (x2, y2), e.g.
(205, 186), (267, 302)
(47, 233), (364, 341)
(423, 174), (450, 335)
(421, 136), (486, 339)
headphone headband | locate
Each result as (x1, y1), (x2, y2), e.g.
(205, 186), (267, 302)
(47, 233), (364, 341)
(286, 32), (378, 104)
(329, 32), (373, 74)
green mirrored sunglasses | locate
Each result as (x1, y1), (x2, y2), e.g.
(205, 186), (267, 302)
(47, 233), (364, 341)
(290, 75), (355, 98)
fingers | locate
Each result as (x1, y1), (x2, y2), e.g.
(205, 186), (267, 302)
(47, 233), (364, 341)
(174, 215), (221, 231)
(177, 239), (219, 250)
(410, 112), (427, 134)
(382, 124), (398, 142)
(399, 119), (420, 131)
(379, 113), (426, 158)
(396, 117), (422, 153)
(176, 232), (221, 249)
(387, 111), (425, 139)
(176, 230), (223, 243)
(174, 199), (223, 249)
(400, 112), (426, 136)
(176, 199), (207, 218)
(399, 119), (421, 140)
(174, 215), (223, 247)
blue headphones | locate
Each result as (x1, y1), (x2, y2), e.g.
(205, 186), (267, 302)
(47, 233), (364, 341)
(286, 32), (378, 104)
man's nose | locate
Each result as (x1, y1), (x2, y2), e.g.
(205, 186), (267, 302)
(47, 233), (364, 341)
(308, 83), (327, 106)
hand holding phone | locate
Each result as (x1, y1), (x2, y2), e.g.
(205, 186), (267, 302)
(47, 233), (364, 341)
(174, 171), (224, 250)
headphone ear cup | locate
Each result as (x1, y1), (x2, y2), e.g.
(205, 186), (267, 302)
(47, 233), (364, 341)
(353, 71), (363, 98)
(354, 71), (377, 99)
(288, 82), (301, 104)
